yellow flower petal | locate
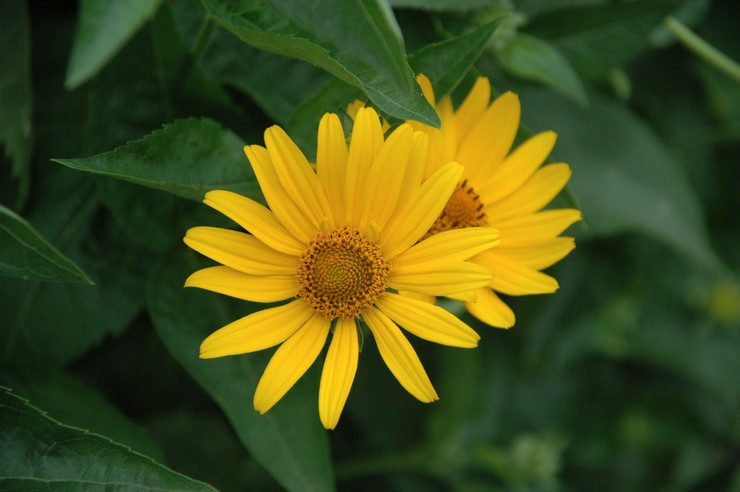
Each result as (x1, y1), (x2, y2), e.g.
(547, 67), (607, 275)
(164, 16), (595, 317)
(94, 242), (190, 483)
(363, 307), (438, 402)
(393, 227), (500, 265)
(495, 209), (582, 246)
(185, 266), (297, 303)
(465, 288), (515, 328)
(478, 131), (557, 203)
(318, 318), (359, 430)
(184, 226), (299, 275)
(381, 162), (463, 258)
(199, 299), (314, 359)
(254, 314), (331, 414)
(345, 107), (384, 226)
(203, 190), (306, 256)
(264, 125), (333, 227)
(475, 251), (560, 295)
(493, 237), (576, 270)
(416, 73), (436, 105)
(454, 77), (491, 137)
(459, 91), (520, 184)
(388, 261), (492, 296)
(486, 164), (573, 222)
(244, 144), (316, 243)
(375, 292), (479, 348)
(316, 113), (348, 224)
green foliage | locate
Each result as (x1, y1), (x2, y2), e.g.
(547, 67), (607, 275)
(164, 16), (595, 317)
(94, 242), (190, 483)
(1, 0), (738, 490)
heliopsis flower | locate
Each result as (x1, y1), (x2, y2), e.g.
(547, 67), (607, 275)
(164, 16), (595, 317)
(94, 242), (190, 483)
(183, 107), (500, 429)
(404, 75), (581, 328)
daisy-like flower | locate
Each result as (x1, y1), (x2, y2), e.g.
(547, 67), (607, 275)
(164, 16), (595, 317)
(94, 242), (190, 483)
(183, 108), (500, 429)
(403, 75), (581, 328)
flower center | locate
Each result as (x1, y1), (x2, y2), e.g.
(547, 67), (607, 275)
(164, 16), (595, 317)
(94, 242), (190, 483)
(422, 179), (488, 239)
(297, 225), (390, 320)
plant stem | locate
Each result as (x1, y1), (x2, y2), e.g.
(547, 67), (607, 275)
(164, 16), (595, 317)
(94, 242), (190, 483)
(191, 15), (216, 62)
(664, 16), (740, 83)
(334, 448), (432, 481)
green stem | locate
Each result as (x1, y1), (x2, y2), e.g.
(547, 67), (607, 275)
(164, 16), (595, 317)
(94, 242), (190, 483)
(191, 15), (216, 62)
(664, 16), (740, 83)
(334, 448), (432, 481)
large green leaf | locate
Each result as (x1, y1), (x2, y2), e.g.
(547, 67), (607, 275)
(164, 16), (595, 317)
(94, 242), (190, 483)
(525, 0), (683, 80)
(65, 0), (165, 88)
(0, 204), (91, 283)
(147, 254), (335, 492)
(200, 0), (439, 126)
(409, 20), (502, 102)
(0, 368), (163, 460)
(389, 0), (491, 11)
(521, 89), (723, 273)
(0, 0), (32, 205)
(0, 386), (215, 491)
(53, 118), (258, 202)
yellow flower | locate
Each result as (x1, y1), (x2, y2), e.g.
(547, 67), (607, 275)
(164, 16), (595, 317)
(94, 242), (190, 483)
(183, 108), (500, 429)
(406, 75), (581, 328)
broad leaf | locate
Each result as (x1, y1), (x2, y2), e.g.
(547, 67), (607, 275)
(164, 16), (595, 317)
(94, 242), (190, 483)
(65, 0), (165, 88)
(525, 0), (683, 80)
(409, 20), (502, 102)
(0, 386), (215, 491)
(0, 0), (32, 205)
(54, 118), (258, 202)
(147, 254), (335, 492)
(522, 89), (722, 273)
(389, 0), (491, 11)
(0, 368), (163, 460)
(200, 0), (439, 126)
(0, 204), (92, 283)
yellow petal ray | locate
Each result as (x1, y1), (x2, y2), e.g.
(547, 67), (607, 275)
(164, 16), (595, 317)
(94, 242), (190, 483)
(495, 209), (582, 246)
(375, 292), (479, 348)
(265, 125), (333, 227)
(316, 113), (348, 223)
(393, 227), (500, 266)
(475, 251), (560, 295)
(184, 226), (299, 275)
(203, 190), (306, 256)
(185, 266), (298, 303)
(492, 237), (576, 270)
(437, 96), (459, 166)
(416, 73), (436, 105)
(388, 261), (492, 296)
(397, 131), (429, 214)
(199, 299), (314, 358)
(446, 290), (478, 303)
(459, 91), (520, 184)
(358, 124), (415, 232)
(465, 288), (515, 328)
(345, 107), (384, 226)
(486, 164), (573, 222)
(254, 314), (330, 414)
(478, 131), (557, 203)
(245, 145), (316, 243)
(318, 318), (359, 430)
(363, 307), (438, 402)
(454, 77), (491, 137)
(381, 162), (463, 258)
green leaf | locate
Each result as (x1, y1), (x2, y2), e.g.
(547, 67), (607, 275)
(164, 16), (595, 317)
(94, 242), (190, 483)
(0, 368), (163, 461)
(525, 0), (683, 80)
(0, 0), (32, 205)
(389, 0), (491, 11)
(496, 33), (588, 107)
(522, 89), (723, 273)
(409, 20), (502, 102)
(0, 203), (92, 283)
(200, 0), (439, 126)
(53, 118), (258, 201)
(147, 254), (335, 492)
(65, 0), (165, 89)
(0, 386), (216, 491)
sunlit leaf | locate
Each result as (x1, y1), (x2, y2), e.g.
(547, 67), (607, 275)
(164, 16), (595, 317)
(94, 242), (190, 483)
(148, 254), (335, 492)
(0, 204), (92, 283)
(65, 0), (165, 88)
(0, 386), (215, 491)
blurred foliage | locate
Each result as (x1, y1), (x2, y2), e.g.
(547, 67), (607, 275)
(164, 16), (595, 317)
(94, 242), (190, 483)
(1, 0), (739, 490)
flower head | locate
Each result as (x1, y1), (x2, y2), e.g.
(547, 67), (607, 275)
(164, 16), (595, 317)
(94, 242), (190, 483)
(183, 108), (500, 429)
(405, 75), (581, 328)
